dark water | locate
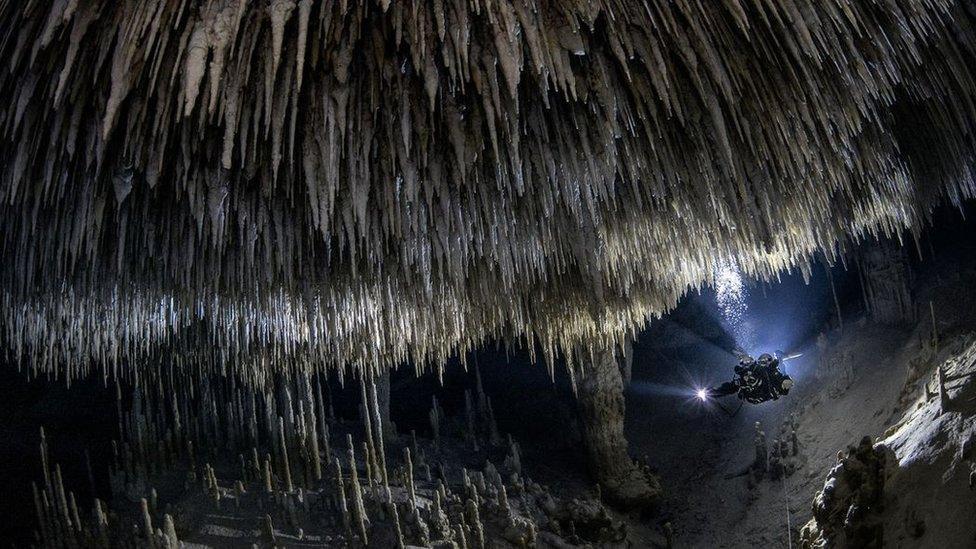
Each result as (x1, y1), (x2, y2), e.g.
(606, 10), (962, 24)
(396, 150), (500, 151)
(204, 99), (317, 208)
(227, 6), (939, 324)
(0, 368), (116, 547)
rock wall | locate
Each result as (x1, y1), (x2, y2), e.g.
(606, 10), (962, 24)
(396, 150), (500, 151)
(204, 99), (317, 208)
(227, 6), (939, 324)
(801, 337), (976, 548)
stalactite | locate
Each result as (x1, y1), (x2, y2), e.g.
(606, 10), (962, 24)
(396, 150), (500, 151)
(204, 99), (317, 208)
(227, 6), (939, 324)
(1, 1), (974, 385)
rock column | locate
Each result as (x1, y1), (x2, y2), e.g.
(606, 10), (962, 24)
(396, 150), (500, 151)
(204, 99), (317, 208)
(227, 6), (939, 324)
(859, 237), (915, 324)
(575, 342), (660, 508)
(376, 371), (395, 444)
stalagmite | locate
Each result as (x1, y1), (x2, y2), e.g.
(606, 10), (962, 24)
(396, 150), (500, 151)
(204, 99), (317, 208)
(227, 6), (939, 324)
(485, 398), (502, 447)
(825, 263), (845, 331)
(163, 514), (179, 549)
(361, 441), (375, 491)
(93, 499), (109, 545)
(430, 487), (449, 540)
(261, 514), (277, 545)
(860, 238), (916, 324)
(53, 466), (71, 531)
(376, 372), (395, 443)
(140, 498), (153, 540)
(39, 428), (52, 494)
(506, 435), (522, 476)
(430, 397), (443, 447)
(234, 481), (245, 510)
(68, 493), (81, 535)
(938, 365), (950, 413)
(404, 447), (417, 508)
(390, 499), (405, 549)
(300, 376), (322, 481)
(465, 391), (479, 452)
(466, 497), (486, 549)
(347, 435), (369, 545)
(575, 344), (660, 508)
(31, 483), (47, 540)
(264, 455), (274, 494)
(278, 417), (293, 492)
(359, 379), (380, 486)
(334, 457), (353, 539)
(368, 379), (390, 488)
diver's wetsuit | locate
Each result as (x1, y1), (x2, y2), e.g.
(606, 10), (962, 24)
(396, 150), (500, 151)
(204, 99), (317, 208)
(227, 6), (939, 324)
(710, 354), (793, 404)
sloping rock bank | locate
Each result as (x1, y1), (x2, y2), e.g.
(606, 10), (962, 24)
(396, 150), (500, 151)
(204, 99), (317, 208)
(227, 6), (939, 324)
(801, 339), (976, 548)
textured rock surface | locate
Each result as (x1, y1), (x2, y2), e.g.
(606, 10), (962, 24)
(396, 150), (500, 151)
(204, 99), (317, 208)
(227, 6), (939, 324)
(800, 437), (896, 548)
(801, 337), (976, 548)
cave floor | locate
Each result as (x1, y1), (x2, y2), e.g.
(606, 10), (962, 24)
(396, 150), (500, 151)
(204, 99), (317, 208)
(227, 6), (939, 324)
(626, 252), (976, 548)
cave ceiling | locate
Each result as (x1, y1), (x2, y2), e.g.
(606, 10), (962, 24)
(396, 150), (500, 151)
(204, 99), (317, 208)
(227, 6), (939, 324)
(1, 0), (974, 381)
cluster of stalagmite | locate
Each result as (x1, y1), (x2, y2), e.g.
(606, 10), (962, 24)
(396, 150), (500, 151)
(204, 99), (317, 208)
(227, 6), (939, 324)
(2, 1), (976, 380)
(33, 364), (631, 547)
(32, 428), (114, 547)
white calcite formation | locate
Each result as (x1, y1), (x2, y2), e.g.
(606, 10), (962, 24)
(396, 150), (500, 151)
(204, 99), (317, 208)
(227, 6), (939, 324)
(1, 1), (976, 383)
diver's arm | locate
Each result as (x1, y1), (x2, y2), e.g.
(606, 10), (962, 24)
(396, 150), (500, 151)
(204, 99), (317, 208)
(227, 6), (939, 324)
(709, 380), (739, 397)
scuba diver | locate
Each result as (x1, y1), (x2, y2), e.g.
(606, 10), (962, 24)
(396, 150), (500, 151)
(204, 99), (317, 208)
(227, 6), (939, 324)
(705, 352), (794, 405)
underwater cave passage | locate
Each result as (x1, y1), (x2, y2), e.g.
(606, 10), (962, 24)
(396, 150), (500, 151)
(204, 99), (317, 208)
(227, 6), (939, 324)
(2, 1), (976, 547)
